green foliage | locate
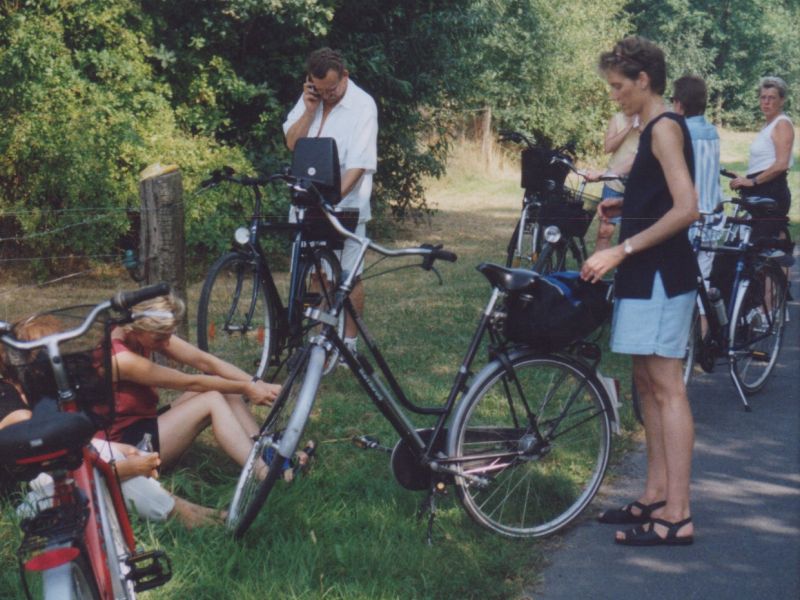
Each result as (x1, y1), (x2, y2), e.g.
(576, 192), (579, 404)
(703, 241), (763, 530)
(627, 0), (800, 126)
(0, 1), (252, 271)
(465, 0), (630, 154)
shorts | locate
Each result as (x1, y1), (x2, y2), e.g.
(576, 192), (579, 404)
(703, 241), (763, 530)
(611, 272), (696, 358)
(337, 222), (367, 277)
(118, 418), (161, 453)
(601, 184), (623, 224)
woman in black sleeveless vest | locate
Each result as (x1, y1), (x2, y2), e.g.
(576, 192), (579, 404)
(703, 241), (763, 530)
(581, 36), (700, 546)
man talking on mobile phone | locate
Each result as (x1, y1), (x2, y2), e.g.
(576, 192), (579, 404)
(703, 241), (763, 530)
(283, 47), (378, 363)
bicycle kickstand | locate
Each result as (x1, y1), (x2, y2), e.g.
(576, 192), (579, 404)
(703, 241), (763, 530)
(728, 359), (752, 412)
(417, 481), (447, 546)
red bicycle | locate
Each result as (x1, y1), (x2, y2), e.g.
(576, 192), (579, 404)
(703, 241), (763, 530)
(0, 284), (173, 599)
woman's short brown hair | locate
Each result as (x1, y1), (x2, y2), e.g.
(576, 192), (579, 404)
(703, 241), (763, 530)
(599, 36), (666, 96)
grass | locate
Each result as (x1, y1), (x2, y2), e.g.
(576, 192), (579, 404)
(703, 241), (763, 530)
(1, 131), (797, 599)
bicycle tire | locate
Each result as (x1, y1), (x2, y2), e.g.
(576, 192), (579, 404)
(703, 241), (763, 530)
(94, 472), (136, 599)
(41, 551), (100, 600)
(730, 262), (786, 394)
(197, 251), (276, 379)
(228, 345), (325, 538)
(296, 248), (344, 375)
(448, 351), (612, 538)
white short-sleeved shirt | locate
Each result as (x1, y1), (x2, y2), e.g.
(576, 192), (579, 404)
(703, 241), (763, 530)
(283, 79), (378, 222)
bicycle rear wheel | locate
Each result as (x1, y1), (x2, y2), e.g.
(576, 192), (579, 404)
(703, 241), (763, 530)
(227, 345), (325, 538)
(448, 352), (612, 538)
(296, 248), (344, 374)
(730, 262), (786, 393)
(197, 252), (276, 379)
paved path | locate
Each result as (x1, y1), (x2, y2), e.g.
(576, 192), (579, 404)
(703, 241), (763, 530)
(533, 256), (800, 600)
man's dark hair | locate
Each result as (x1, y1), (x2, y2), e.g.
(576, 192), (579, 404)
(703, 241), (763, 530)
(598, 36), (666, 96)
(673, 75), (708, 117)
(307, 47), (346, 79)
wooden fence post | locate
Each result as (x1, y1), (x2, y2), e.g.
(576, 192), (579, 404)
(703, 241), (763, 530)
(480, 106), (494, 171)
(138, 165), (189, 341)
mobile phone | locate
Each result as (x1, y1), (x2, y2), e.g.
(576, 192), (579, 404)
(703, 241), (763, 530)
(306, 76), (320, 98)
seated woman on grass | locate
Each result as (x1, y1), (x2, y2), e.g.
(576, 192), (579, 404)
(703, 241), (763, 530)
(102, 293), (313, 480)
(0, 316), (224, 528)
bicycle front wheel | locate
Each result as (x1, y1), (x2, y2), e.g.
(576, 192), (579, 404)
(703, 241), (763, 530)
(297, 248), (344, 374)
(730, 262), (787, 393)
(448, 352), (612, 538)
(197, 252), (276, 379)
(227, 345), (325, 538)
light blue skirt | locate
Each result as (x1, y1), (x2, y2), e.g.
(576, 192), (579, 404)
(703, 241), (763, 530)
(611, 272), (696, 358)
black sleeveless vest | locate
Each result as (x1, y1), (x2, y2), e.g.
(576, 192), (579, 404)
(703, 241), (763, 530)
(616, 112), (698, 299)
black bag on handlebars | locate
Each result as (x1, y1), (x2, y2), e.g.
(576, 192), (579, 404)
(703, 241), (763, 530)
(521, 147), (571, 193)
(302, 206), (359, 250)
(504, 272), (611, 352)
(290, 137), (342, 206)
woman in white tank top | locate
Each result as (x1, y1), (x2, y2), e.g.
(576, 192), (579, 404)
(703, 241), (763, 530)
(730, 77), (794, 236)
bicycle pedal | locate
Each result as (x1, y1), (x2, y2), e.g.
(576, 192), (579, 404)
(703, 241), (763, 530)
(750, 350), (770, 362)
(351, 435), (391, 453)
(126, 549), (172, 592)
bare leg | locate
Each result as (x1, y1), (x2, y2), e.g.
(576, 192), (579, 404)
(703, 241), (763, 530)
(223, 393), (260, 438)
(618, 355), (694, 541)
(157, 391), (256, 469)
(169, 495), (227, 528)
(345, 279), (364, 338)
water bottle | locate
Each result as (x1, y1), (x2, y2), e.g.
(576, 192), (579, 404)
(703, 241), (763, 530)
(136, 433), (154, 454)
(707, 287), (728, 327)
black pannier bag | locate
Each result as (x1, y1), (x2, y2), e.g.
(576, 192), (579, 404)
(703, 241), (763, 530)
(290, 137), (342, 206)
(521, 146), (571, 193)
(504, 272), (611, 352)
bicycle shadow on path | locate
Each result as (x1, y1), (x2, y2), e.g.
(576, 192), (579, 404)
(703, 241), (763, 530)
(530, 255), (800, 600)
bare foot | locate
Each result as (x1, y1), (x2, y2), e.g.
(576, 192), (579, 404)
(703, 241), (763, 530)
(170, 496), (226, 529)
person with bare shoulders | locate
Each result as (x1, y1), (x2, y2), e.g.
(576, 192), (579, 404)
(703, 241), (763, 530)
(729, 76), (794, 241)
(582, 36), (700, 546)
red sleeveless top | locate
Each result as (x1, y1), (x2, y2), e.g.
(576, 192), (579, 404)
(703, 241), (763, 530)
(101, 337), (160, 442)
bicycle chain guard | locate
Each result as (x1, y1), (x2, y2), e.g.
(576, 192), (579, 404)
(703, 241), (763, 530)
(390, 428), (452, 491)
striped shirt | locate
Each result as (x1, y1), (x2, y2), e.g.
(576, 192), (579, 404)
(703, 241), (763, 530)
(685, 115), (722, 214)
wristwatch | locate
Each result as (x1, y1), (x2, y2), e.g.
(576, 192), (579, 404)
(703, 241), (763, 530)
(748, 174), (759, 185)
(624, 239), (634, 256)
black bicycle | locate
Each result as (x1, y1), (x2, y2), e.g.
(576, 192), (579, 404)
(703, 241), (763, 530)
(631, 187), (792, 422)
(226, 167), (620, 542)
(196, 166), (355, 379)
(500, 131), (616, 273)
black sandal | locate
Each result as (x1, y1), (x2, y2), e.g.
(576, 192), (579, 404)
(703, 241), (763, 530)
(597, 500), (666, 525)
(615, 517), (694, 546)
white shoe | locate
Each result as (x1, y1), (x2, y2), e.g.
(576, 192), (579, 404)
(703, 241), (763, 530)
(339, 337), (358, 369)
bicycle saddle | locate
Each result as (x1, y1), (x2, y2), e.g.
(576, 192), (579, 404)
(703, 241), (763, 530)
(740, 196), (777, 218)
(0, 397), (95, 480)
(476, 263), (539, 292)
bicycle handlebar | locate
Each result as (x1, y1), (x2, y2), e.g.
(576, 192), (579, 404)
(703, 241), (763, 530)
(199, 166), (272, 190)
(720, 168), (737, 179)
